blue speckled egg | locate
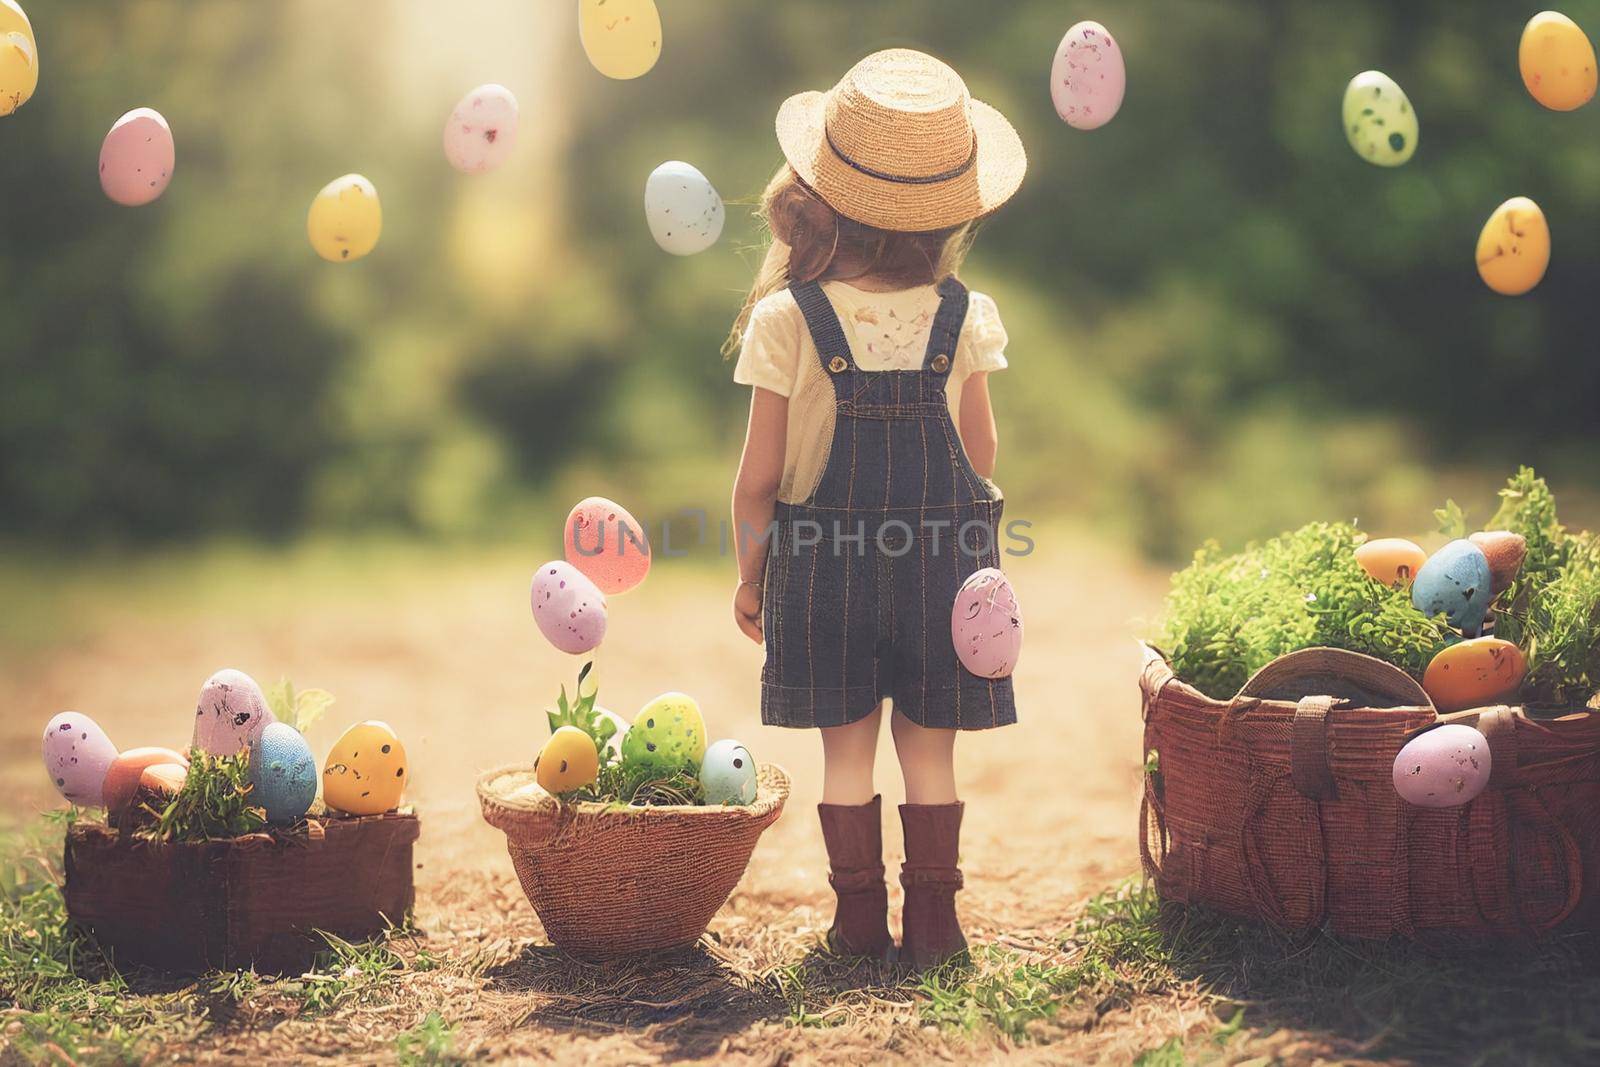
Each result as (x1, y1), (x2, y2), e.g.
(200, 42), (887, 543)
(699, 739), (758, 806)
(250, 722), (318, 824)
(1412, 539), (1493, 635)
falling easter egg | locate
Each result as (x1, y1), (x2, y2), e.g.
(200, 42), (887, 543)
(1050, 20), (1126, 130)
(1423, 637), (1528, 713)
(192, 668), (275, 756)
(1520, 11), (1597, 111)
(534, 725), (600, 794)
(98, 108), (175, 206)
(1476, 196), (1550, 296)
(443, 83), (519, 174)
(307, 173), (382, 263)
(322, 720), (407, 816)
(0, 0), (37, 117)
(1393, 723), (1492, 808)
(1342, 71), (1418, 167)
(645, 161), (724, 256)
(578, 0), (662, 80)
(699, 739), (758, 806)
(1355, 537), (1428, 587)
(1412, 539), (1493, 635)
(1469, 531), (1528, 596)
(41, 712), (118, 807)
(564, 496), (651, 594)
(249, 722), (318, 824)
(621, 692), (706, 778)
(951, 567), (1023, 679)
(102, 747), (189, 818)
(530, 560), (608, 655)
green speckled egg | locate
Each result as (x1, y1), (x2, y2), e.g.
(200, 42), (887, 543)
(620, 692), (706, 778)
(1342, 70), (1417, 167)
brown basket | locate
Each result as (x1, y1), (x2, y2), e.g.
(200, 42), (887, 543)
(64, 812), (420, 974)
(1140, 645), (1600, 939)
(478, 763), (789, 959)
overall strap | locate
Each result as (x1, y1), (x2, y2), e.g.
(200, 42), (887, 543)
(922, 276), (969, 376)
(789, 282), (855, 384)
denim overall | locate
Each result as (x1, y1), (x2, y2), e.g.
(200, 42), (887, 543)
(761, 278), (1018, 731)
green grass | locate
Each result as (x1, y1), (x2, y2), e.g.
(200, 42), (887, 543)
(395, 1011), (461, 1066)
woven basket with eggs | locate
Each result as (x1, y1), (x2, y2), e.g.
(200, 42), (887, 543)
(478, 763), (789, 959)
(1140, 645), (1600, 939)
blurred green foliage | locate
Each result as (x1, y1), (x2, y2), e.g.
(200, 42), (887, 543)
(5, 1), (1600, 556)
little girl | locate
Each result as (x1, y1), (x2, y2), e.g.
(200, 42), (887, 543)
(727, 49), (1024, 968)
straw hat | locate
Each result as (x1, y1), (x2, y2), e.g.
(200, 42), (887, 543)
(776, 49), (1026, 233)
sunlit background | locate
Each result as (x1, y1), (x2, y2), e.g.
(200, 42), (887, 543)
(5, 0), (1600, 563)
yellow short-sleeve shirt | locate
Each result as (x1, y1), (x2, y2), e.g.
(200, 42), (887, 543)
(733, 281), (1008, 504)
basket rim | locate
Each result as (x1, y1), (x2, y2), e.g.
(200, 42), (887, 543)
(477, 761), (791, 831)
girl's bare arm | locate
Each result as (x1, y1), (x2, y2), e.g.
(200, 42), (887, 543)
(959, 371), (998, 479)
(731, 386), (788, 643)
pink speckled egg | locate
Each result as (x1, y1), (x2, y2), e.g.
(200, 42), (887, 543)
(1050, 20), (1125, 130)
(443, 83), (519, 174)
(563, 496), (651, 595)
(1392, 723), (1492, 809)
(192, 668), (275, 756)
(951, 567), (1023, 679)
(99, 107), (174, 206)
(531, 560), (608, 654)
(41, 711), (118, 807)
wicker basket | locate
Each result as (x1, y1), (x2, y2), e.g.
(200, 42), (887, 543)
(1140, 645), (1600, 939)
(478, 763), (789, 959)
(64, 812), (420, 974)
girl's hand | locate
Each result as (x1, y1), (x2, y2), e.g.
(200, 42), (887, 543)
(733, 581), (764, 644)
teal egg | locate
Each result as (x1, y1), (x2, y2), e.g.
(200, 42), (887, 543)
(250, 722), (318, 824)
(1412, 539), (1492, 635)
(699, 739), (758, 806)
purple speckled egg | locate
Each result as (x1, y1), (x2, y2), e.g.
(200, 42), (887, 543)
(1050, 20), (1126, 130)
(531, 560), (608, 655)
(192, 668), (275, 756)
(443, 83), (519, 174)
(99, 107), (174, 206)
(1392, 723), (1492, 809)
(951, 567), (1023, 679)
(41, 711), (118, 807)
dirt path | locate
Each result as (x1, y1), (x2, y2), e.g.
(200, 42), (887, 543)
(1, 530), (1178, 1063)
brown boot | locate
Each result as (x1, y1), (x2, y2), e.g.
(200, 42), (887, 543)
(817, 795), (892, 958)
(899, 802), (968, 969)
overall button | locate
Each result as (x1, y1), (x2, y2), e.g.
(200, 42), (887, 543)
(930, 354), (950, 373)
(828, 356), (849, 373)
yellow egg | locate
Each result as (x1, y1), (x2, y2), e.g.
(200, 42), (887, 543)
(1520, 11), (1597, 112)
(1476, 197), (1550, 296)
(534, 725), (600, 794)
(578, 0), (661, 80)
(322, 720), (407, 815)
(1423, 638), (1527, 713)
(307, 173), (382, 263)
(1355, 537), (1428, 587)
(0, 0), (38, 117)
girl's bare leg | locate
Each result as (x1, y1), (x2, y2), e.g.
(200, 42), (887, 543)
(819, 702), (885, 805)
(891, 709), (958, 804)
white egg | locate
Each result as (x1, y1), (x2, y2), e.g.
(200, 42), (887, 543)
(42, 711), (118, 807)
(644, 160), (724, 256)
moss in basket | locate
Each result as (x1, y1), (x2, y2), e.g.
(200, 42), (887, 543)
(142, 748), (267, 841)
(1159, 468), (1600, 708)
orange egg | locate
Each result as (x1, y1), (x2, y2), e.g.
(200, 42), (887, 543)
(1520, 11), (1597, 112)
(1355, 538), (1428, 587)
(1423, 638), (1528, 713)
(1476, 197), (1550, 297)
(534, 726), (599, 794)
(102, 746), (189, 815)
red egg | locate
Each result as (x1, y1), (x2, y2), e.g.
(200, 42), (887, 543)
(563, 496), (651, 595)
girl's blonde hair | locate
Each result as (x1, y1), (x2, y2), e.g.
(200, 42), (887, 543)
(722, 165), (977, 358)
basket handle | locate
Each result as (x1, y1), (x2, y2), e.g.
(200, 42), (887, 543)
(1290, 695), (1338, 800)
(1238, 768), (1327, 929)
